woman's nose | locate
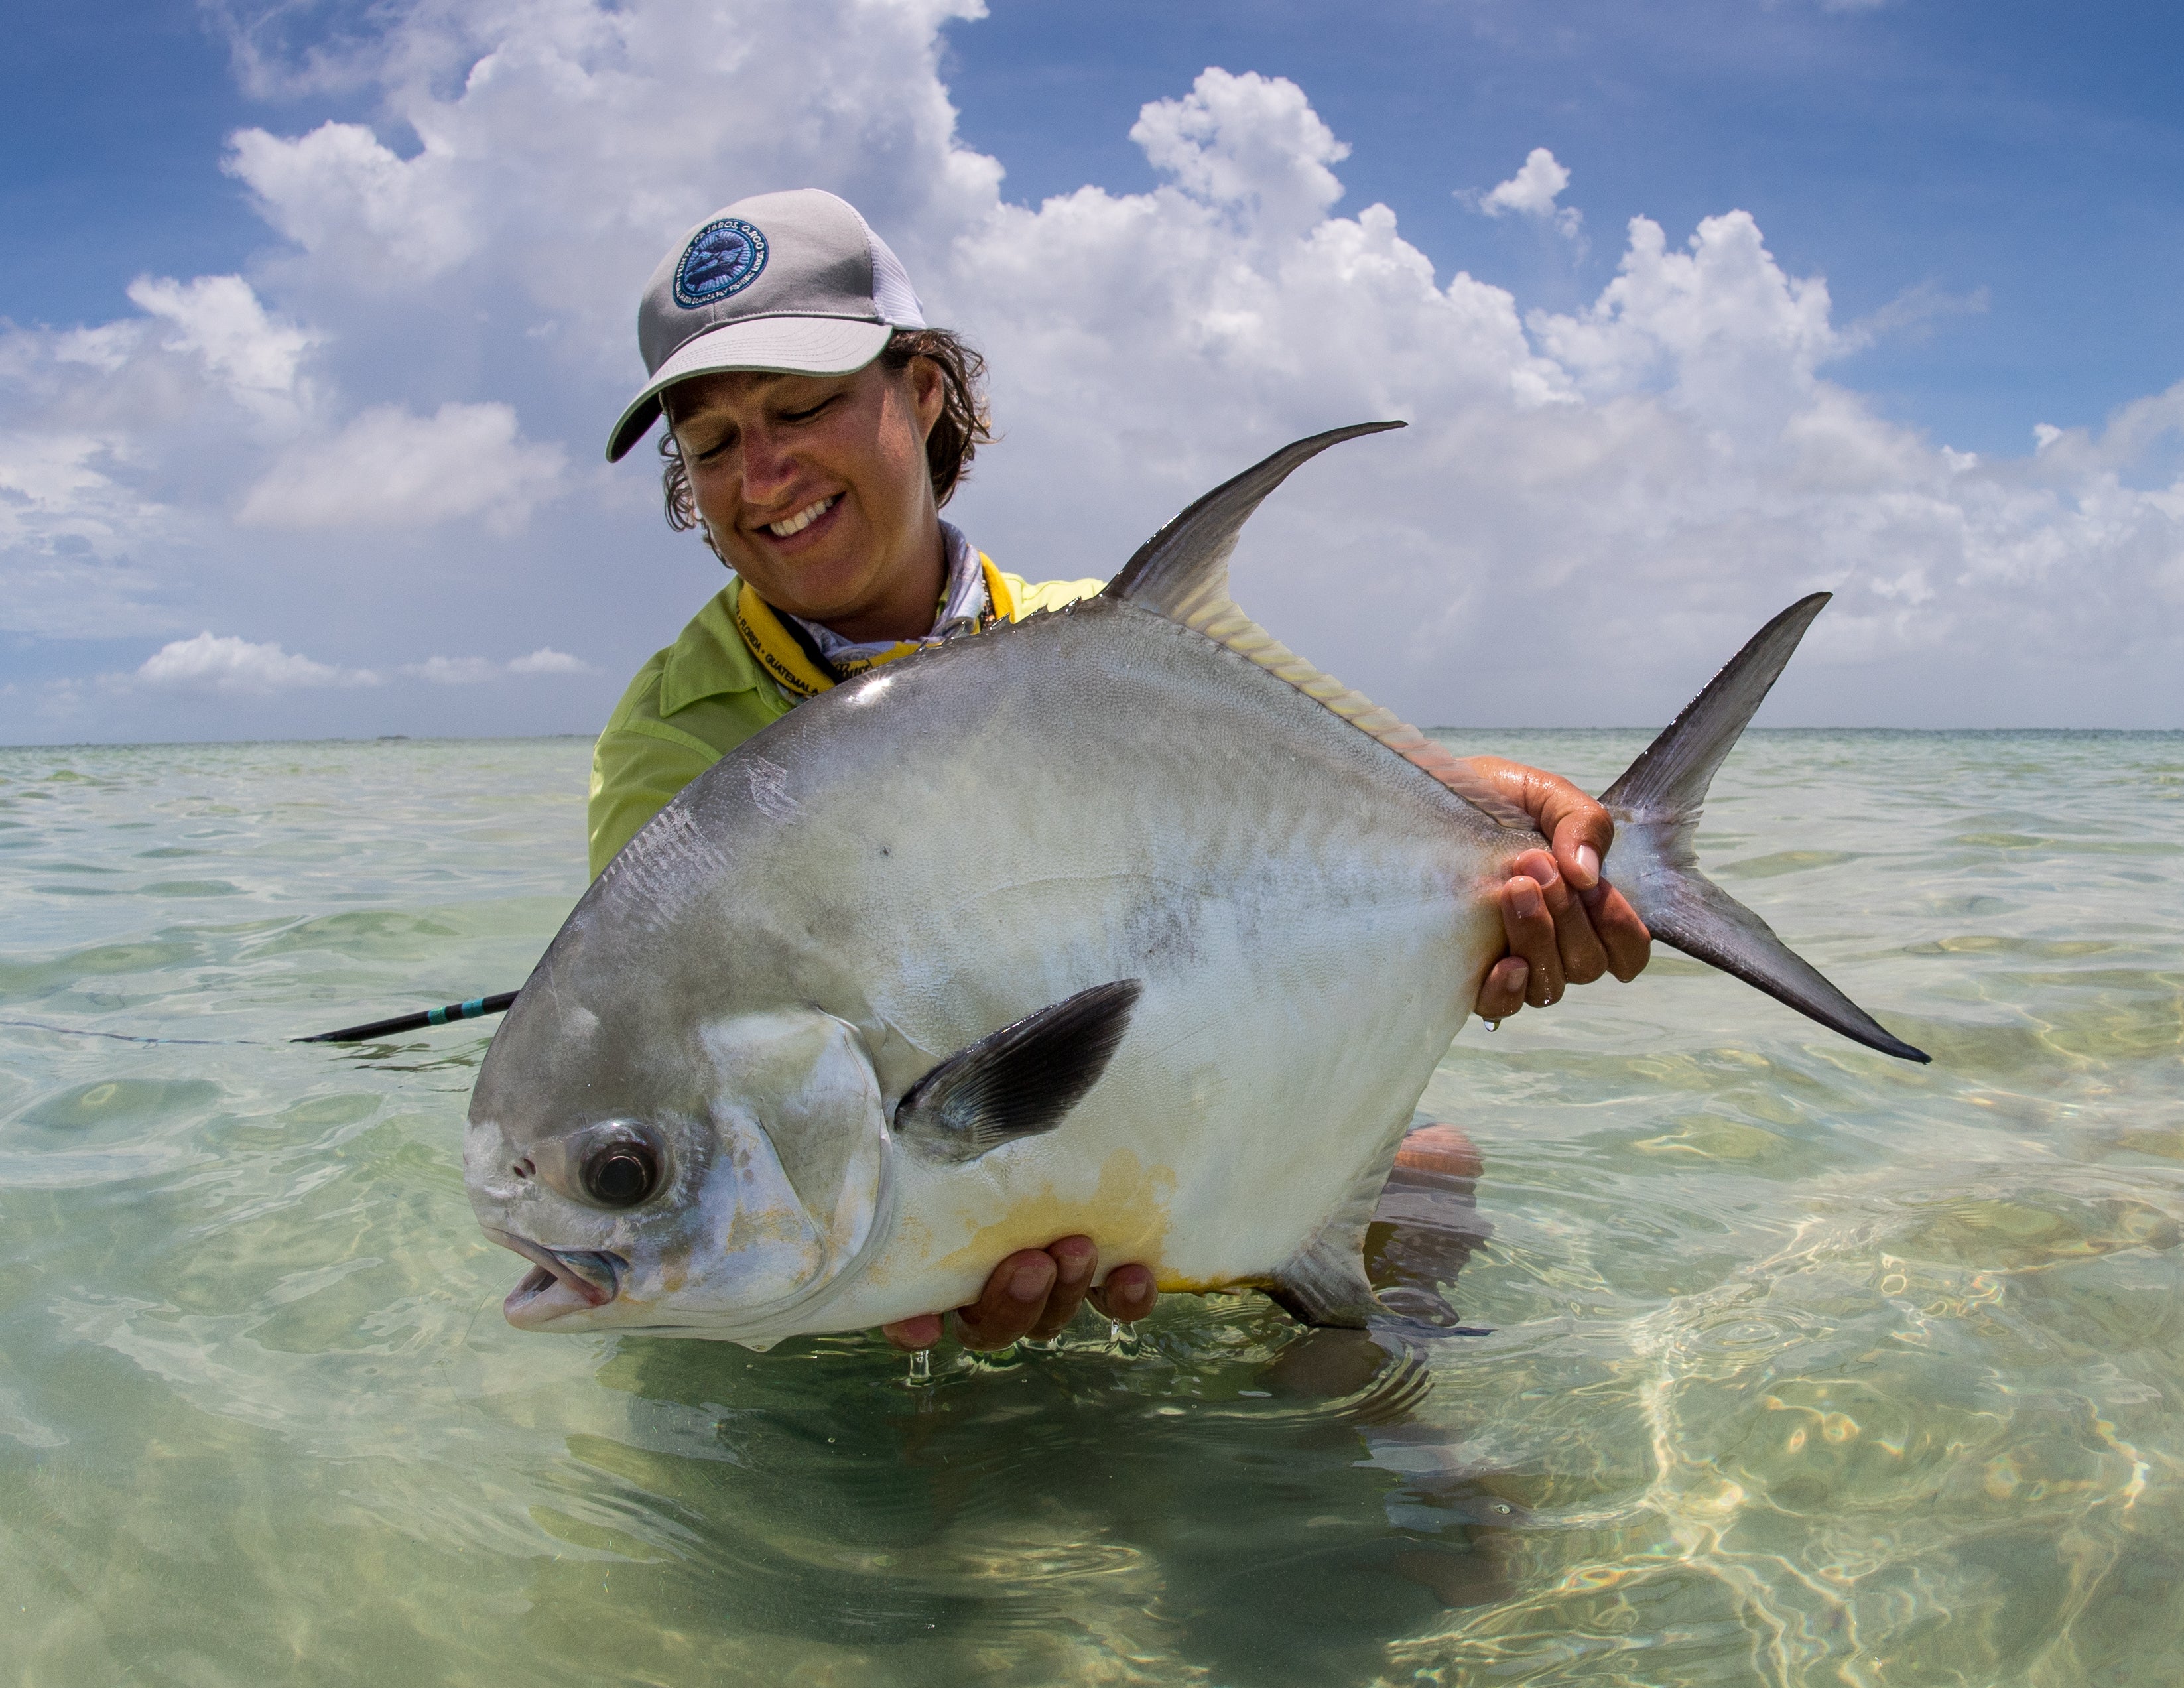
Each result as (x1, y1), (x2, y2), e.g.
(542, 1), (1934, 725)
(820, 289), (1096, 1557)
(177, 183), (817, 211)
(740, 428), (798, 503)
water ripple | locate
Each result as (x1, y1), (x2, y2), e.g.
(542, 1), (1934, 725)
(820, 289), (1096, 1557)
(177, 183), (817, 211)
(3, 731), (2182, 1683)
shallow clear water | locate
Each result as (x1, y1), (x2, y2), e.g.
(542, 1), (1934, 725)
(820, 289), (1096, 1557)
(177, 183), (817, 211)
(2, 730), (2180, 1687)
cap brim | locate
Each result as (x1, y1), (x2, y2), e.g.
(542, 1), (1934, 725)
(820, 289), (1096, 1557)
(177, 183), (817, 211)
(604, 316), (895, 462)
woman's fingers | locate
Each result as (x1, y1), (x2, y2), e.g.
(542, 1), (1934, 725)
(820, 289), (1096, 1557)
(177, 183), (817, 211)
(1548, 810), (1612, 895)
(1473, 954), (1530, 1021)
(882, 1312), (944, 1352)
(1498, 870), (1565, 1007)
(1089, 1262), (1158, 1324)
(882, 1238), (1158, 1353)
(1027, 1236), (1098, 1340)
(1460, 755), (1648, 1004)
(1489, 856), (1645, 1015)
(1514, 847), (1609, 986)
(1580, 879), (1652, 981)
(953, 1248), (1060, 1351)
(1480, 855), (1647, 1020)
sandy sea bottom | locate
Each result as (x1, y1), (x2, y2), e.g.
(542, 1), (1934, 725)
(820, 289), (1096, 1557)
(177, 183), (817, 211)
(1, 730), (2180, 1687)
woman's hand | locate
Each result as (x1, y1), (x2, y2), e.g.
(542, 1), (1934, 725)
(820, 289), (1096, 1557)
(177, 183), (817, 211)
(1464, 756), (1651, 1021)
(881, 1236), (1158, 1353)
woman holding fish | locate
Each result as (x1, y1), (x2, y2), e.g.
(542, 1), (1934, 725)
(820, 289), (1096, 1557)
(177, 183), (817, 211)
(586, 190), (1651, 1353)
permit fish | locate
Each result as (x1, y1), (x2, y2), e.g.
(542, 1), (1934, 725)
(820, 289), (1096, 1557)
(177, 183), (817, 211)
(466, 422), (1926, 1346)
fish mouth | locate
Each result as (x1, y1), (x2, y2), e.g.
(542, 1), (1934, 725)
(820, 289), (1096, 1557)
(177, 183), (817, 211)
(487, 1229), (623, 1325)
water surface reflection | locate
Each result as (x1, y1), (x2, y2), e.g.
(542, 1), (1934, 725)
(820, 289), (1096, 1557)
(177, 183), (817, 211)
(2, 733), (2179, 1685)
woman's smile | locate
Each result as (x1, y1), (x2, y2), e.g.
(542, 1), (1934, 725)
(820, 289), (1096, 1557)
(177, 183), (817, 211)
(764, 493), (840, 539)
(751, 491), (846, 558)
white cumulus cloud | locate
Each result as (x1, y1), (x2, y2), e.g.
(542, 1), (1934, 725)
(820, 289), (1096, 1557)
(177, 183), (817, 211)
(505, 647), (592, 675)
(407, 648), (593, 682)
(237, 401), (565, 532)
(1468, 147), (1582, 240)
(127, 274), (318, 403)
(225, 121), (480, 286)
(135, 632), (383, 694)
(208, 0), (1003, 341)
(1129, 68), (1350, 235)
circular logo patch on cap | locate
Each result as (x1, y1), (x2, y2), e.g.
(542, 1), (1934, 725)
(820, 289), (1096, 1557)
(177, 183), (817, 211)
(673, 218), (769, 309)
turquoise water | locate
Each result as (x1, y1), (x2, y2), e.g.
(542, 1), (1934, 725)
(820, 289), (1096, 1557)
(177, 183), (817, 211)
(2, 730), (2180, 1686)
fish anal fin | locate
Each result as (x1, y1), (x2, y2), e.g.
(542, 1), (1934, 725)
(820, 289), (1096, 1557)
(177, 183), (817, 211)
(1266, 1224), (1381, 1329)
(895, 980), (1143, 1165)
(1262, 1138), (1403, 1329)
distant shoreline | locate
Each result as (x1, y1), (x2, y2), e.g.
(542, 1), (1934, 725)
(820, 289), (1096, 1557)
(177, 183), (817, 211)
(1, 726), (2177, 753)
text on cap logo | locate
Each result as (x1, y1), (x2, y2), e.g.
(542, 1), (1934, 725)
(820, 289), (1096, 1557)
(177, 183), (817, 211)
(673, 218), (769, 309)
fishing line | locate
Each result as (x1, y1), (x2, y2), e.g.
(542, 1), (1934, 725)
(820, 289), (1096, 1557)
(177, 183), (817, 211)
(3, 987), (520, 1048)
(0, 1017), (269, 1047)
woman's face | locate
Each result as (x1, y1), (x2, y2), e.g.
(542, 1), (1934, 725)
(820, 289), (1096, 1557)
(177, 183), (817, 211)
(666, 358), (947, 639)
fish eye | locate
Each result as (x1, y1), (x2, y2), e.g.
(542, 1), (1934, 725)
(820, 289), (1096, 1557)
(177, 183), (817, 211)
(580, 1135), (661, 1208)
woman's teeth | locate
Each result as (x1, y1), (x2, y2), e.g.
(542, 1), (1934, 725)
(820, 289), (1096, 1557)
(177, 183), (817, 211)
(767, 495), (838, 537)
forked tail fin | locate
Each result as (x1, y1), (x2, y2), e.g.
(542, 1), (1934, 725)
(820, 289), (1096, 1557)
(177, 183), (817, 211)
(1600, 594), (1931, 1064)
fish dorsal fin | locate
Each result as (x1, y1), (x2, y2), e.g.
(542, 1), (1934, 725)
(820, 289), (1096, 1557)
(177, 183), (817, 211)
(894, 980), (1143, 1165)
(1106, 422), (1406, 620)
(1106, 422), (1535, 832)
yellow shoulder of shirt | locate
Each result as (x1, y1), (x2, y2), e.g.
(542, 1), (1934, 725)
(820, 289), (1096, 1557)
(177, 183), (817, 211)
(586, 566), (1106, 876)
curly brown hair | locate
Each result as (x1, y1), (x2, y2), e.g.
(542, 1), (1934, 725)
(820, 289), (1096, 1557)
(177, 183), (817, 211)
(657, 328), (995, 541)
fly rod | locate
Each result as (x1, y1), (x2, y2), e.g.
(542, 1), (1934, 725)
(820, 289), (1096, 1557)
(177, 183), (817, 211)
(294, 991), (519, 1044)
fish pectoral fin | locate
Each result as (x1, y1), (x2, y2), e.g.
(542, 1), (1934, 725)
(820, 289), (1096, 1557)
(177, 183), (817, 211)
(894, 980), (1143, 1165)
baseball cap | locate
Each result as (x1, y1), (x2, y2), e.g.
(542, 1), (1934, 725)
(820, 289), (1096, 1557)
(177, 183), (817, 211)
(605, 188), (927, 462)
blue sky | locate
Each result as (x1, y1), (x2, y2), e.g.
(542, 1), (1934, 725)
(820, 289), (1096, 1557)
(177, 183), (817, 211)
(942, 0), (2184, 456)
(15, 0), (2177, 452)
(1, 0), (2179, 740)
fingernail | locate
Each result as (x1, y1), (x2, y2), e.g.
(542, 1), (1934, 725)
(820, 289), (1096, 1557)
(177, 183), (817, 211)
(1055, 1243), (1092, 1283)
(1532, 856), (1559, 888)
(1513, 884), (1543, 918)
(1009, 1262), (1052, 1302)
(1574, 844), (1600, 887)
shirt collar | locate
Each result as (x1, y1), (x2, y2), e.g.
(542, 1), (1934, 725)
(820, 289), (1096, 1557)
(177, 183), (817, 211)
(657, 525), (1001, 717)
(789, 521), (989, 667)
(658, 580), (767, 718)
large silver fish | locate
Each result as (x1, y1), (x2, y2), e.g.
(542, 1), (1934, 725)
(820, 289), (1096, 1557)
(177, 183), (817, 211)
(466, 424), (1925, 1346)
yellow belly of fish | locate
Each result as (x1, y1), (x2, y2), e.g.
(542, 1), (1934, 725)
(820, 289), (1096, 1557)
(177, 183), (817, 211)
(921, 1147), (1217, 1289)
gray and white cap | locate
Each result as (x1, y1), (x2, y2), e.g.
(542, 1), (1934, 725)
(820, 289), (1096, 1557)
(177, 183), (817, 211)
(606, 188), (926, 463)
